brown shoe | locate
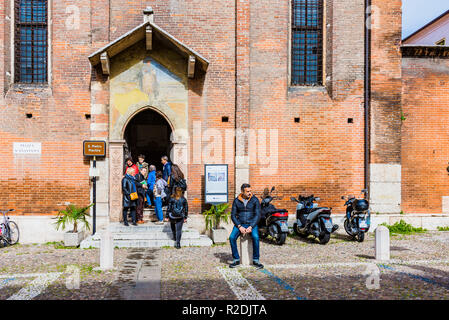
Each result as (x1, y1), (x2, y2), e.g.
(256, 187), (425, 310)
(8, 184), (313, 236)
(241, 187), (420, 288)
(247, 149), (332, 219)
(137, 220), (145, 224)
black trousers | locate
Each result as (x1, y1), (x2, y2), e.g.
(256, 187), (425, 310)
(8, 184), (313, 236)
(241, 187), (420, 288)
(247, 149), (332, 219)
(170, 218), (184, 244)
(123, 206), (136, 224)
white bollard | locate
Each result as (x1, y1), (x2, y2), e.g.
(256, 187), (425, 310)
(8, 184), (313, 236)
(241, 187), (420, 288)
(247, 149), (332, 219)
(375, 225), (390, 261)
(240, 234), (253, 266)
(99, 230), (114, 270)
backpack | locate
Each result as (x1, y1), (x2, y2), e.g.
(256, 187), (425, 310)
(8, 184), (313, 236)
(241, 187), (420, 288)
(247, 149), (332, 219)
(170, 199), (184, 219)
(177, 178), (187, 191)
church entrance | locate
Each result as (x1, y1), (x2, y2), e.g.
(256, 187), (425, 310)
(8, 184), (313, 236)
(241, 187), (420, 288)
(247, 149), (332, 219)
(123, 108), (173, 173)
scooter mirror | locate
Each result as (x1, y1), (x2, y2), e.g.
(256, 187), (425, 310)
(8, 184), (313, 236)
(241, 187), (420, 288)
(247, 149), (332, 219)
(361, 189), (368, 194)
(290, 197), (297, 202)
(315, 197), (321, 202)
(271, 186), (275, 192)
(8, 209), (14, 212)
(341, 196), (346, 200)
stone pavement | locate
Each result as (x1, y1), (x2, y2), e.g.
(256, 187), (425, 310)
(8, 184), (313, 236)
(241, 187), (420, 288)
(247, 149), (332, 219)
(0, 230), (449, 300)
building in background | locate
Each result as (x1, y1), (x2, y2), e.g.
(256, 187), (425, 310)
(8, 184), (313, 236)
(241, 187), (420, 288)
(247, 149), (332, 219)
(403, 9), (449, 45)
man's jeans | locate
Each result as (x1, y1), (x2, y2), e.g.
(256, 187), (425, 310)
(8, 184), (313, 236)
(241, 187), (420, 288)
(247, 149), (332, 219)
(229, 224), (260, 262)
(154, 196), (164, 221)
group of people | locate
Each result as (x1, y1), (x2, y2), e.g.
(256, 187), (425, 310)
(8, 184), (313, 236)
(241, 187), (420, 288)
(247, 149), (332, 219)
(122, 157), (263, 267)
(121, 155), (188, 249)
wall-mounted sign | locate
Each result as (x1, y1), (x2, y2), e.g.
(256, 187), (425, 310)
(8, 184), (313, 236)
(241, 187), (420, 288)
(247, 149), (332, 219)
(13, 142), (41, 155)
(205, 164), (228, 204)
(83, 140), (106, 157)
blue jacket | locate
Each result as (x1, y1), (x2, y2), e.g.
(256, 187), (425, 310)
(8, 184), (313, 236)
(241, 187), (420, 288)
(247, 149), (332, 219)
(162, 162), (172, 181)
(231, 194), (261, 229)
(147, 170), (156, 191)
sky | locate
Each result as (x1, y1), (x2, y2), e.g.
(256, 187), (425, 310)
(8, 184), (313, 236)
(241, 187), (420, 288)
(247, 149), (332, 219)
(402, 0), (449, 39)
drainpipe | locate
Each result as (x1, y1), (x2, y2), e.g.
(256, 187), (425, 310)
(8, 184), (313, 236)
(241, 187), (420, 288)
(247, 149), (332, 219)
(364, 0), (371, 192)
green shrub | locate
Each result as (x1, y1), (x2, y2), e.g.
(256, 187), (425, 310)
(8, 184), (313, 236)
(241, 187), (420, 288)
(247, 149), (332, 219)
(437, 226), (449, 231)
(380, 220), (426, 235)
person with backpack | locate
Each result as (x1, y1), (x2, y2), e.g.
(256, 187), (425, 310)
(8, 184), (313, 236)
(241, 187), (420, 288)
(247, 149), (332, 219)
(165, 186), (188, 249)
(169, 163), (187, 196)
(153, 170), (168, 224)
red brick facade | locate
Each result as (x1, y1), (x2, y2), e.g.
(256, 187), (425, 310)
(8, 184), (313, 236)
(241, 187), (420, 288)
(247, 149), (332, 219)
(0, 0), (445, 218)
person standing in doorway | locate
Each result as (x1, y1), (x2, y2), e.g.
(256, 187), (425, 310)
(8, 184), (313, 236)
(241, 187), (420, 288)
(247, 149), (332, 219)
(122, 167), (138, 226)
(165, 186), (188, 249)
(146, 165), (156, 208)
(161, 156), (172, 182)
(135, 167), (148, 224)
(125, 157), (139, 176)
(229, 183), (263, 269)
(137, 154), (149, 179)
(153, 170), (168, 224)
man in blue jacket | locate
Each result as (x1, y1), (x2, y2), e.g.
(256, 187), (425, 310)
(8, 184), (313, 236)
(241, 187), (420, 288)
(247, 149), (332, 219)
(161, 156), (172, 182)
(146, 165), (156, 207)
(229, 183), (263, 269)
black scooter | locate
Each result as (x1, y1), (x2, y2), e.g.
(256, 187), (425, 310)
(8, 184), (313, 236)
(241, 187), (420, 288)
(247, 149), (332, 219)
(258, 187), (289, 245)
(342, 189), (371, 242)
(291, 195), (338, 245)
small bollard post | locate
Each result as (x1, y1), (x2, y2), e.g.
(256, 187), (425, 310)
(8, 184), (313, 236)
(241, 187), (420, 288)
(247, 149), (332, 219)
(99, 230), (114, 270)
(375, 225), (390, 261)
(240, 234), (253, 266)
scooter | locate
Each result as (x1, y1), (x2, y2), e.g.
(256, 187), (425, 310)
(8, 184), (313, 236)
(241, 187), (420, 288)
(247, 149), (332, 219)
(291, 195), (338, 245)
(342, 189), (371, 242)
(258, 187), (289, 245)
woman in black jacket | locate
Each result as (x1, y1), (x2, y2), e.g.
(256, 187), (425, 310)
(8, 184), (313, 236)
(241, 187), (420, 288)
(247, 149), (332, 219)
(165, 187), (188, 249)
(122, 167), (138, 226)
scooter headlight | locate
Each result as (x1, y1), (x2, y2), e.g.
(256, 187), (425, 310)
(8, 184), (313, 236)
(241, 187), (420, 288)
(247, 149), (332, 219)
(296, 203), (304, 210)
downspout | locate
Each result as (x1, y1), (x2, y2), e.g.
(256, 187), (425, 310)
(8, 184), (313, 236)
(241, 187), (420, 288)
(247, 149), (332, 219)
(364, 0), (371, 191)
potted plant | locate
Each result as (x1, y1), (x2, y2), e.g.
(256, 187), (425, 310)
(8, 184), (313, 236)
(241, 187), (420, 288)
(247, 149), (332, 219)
(53, 204), (93, 247)
(202, 203), (230, 243)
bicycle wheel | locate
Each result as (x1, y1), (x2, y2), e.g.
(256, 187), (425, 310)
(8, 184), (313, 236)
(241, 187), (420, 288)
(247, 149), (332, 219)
(0, 223), (6, 247)
(6, 221), (19, 245)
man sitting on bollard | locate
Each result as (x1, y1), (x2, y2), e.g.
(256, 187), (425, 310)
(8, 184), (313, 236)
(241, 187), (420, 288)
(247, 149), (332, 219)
(229, 183), (264, 269)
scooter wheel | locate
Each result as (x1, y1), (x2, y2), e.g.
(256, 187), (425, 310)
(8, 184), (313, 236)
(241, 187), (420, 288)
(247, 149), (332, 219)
(319, 232), (331, 245)
(344, 219), (353, 237)
(356, 232), (365, 243)
(293, 223), (307, 238)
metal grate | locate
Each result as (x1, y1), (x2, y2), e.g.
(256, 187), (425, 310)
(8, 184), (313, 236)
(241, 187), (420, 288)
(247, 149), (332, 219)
(14, 0), (48, 83)
(291, 0), (323, 86)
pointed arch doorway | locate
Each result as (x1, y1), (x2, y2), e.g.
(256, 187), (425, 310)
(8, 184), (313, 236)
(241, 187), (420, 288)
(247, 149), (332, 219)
(123, 108), (173, 172)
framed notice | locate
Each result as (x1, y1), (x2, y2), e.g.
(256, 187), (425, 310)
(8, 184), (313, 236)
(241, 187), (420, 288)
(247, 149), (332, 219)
(205, 164), (228, 204)
(83, 140), (106, 157)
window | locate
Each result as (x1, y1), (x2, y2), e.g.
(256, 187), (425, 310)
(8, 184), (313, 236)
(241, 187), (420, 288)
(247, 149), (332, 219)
(436, 38), (446, 46)
(14, 0), (48, 83)
(291, 0), (323, 86)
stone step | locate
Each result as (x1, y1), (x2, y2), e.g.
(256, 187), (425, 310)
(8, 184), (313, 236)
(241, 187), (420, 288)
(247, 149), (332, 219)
(80, 235), (213, 248)
(89, 230), (201, 241)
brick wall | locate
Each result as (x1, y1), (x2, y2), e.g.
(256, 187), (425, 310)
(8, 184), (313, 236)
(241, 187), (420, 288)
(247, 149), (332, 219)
(0, 0), (408, 217)
(402, 57), (449, 213)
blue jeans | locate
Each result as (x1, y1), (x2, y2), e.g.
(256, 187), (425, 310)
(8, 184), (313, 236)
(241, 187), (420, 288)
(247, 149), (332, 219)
(154, 197), (163, 221)
(146, 189), (153, 206)
(229, 224), (260, 262)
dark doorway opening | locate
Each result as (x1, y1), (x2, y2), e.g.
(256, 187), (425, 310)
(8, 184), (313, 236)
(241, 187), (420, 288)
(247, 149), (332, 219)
(124, 109), (172, 173)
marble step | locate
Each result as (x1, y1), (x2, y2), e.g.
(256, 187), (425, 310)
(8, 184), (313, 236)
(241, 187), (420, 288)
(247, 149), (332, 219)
(80, 235), (213, 248)
(89, 229), (201, 241)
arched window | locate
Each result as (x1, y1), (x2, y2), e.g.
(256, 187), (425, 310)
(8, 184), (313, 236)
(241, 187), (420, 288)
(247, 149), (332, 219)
(14, 0), (48, 83)
(291, 0), (323, 86)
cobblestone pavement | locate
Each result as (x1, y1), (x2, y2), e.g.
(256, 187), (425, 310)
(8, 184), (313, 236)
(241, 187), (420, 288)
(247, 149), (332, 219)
(0, 230), (449, 300)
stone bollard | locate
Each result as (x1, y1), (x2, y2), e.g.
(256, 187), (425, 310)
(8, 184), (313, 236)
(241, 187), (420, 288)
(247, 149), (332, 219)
(375, 225), (390, 261)
(240, 234), (253, 266)
(99, 230), (114, 270)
